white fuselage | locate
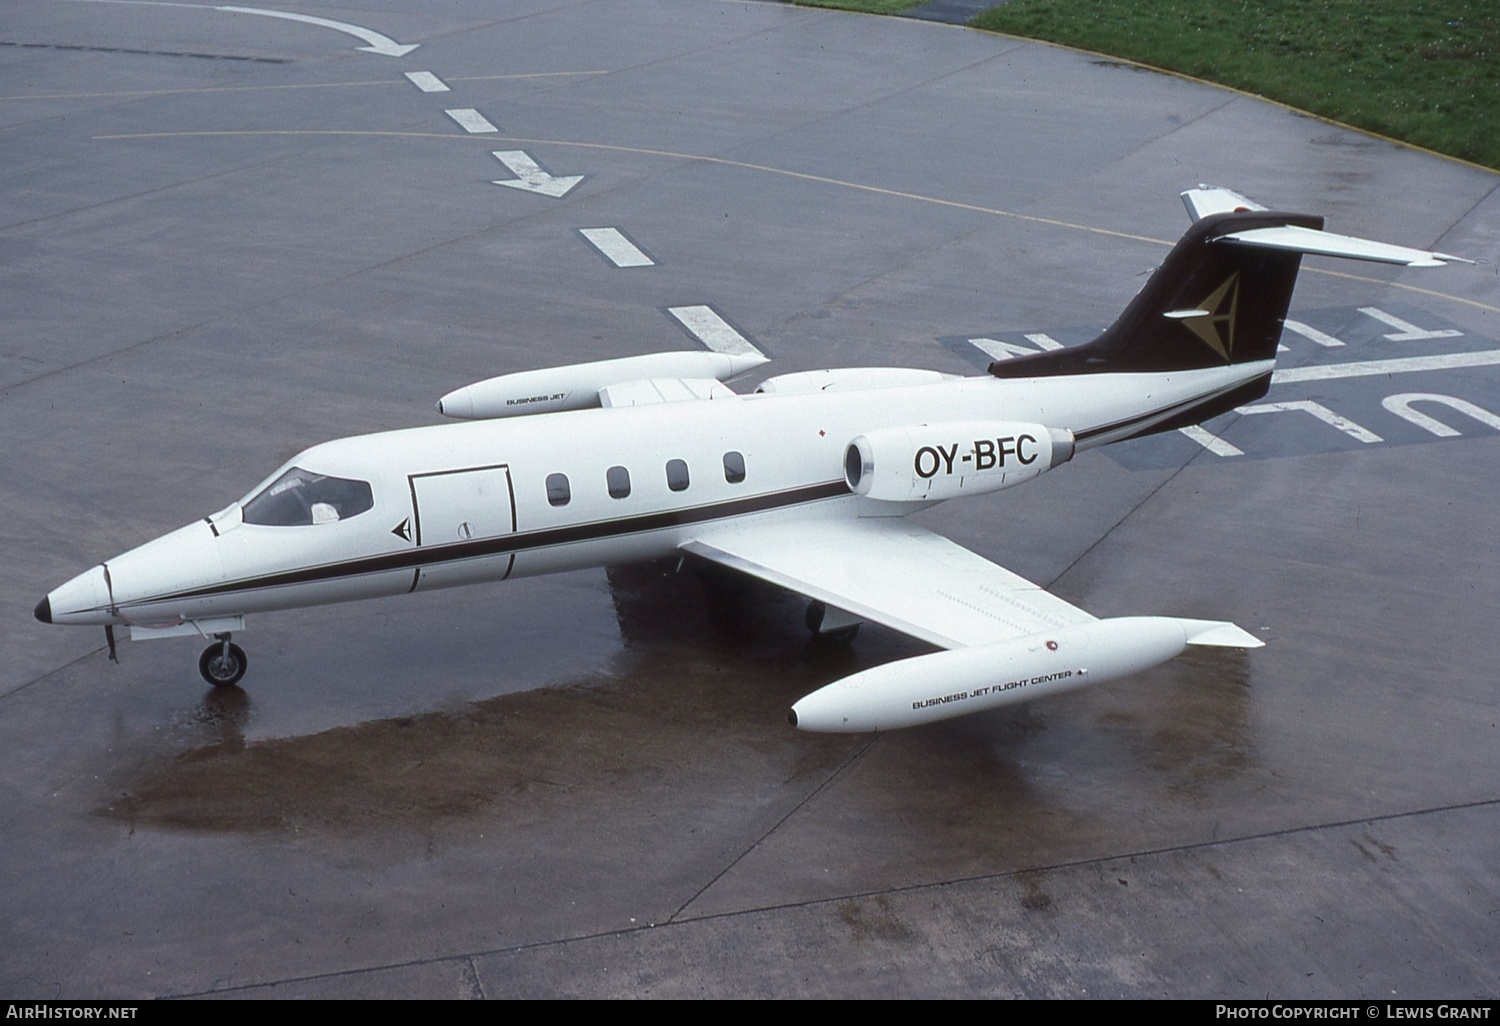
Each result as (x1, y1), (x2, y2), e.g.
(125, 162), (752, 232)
(42, 362), (1264, 631)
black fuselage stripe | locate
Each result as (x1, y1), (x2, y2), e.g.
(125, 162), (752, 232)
(1073, 376), (1267, 442)
(150, 479), (850, 604)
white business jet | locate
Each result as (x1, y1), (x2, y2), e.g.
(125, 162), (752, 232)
(35, 188), (1467, 731)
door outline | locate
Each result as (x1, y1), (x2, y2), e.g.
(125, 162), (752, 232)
(406, 463), (518, 590)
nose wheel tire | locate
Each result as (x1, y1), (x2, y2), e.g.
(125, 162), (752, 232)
(199, 639), (247, 687)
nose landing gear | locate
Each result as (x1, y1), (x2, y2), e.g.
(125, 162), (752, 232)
(199, 633), (247, 687)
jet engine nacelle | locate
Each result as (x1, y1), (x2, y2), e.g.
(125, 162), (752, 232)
(438, 349), (769, 419)
(789, 616), (1262, 732)
(844, 420), (1074, 502)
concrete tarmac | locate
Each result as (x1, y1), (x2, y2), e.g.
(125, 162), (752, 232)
(2, 0), (1496, 999)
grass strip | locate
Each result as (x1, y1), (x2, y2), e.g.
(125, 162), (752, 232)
(793, 0), (1498, 170)
(974, 0), (1498, 170)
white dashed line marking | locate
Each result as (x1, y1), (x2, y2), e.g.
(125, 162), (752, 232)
(666, 306), (761, 358)
(405, 71), (450, 93)
(446, 108), (497, 134)
(578, 228), (654, 268)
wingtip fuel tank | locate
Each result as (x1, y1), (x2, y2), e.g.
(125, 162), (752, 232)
(437, 349), (770, 419)
(789, 616), (1261, 732)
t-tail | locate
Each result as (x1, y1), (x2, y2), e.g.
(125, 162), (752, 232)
(989, 187), (1469, 443)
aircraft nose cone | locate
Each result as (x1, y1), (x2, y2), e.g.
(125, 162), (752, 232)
(42, 565), (114, 626)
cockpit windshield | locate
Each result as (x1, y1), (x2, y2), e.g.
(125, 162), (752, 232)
(241, 467), (373, 527)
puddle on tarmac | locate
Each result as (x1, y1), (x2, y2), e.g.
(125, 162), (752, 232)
(95, 562), (917, 838)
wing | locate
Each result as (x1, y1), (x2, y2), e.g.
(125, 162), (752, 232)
(680, 517), (1095, 650)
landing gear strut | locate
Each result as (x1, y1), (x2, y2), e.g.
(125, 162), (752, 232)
(199, 633), (247, 687)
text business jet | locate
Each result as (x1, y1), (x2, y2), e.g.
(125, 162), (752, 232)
(36, 188), (1466, 732)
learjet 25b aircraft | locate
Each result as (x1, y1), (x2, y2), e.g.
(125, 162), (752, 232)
(35, 188), (1468, 732)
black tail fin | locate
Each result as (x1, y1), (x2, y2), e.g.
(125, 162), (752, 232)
(990, 210), (1323, 379)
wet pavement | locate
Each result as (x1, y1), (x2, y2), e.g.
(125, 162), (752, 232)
(2, 0), (1497, 999)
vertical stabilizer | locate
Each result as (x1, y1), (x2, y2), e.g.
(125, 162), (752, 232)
(990, 210), (1322, 381)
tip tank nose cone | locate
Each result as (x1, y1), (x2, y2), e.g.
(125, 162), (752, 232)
(34, 596), (52, 624)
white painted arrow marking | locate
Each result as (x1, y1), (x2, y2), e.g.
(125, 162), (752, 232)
(667, 306), (761, 358)
(1358, 306), (1462, 342)
(404, 71), (449, 93)
(446, 108), (497, 134)
(1239, 401), (1383, 443)
(490, 150), (583, 198)
(1382, 393), (1500, 437)
(216, 6), (418, 57)
(1178, 425), (1244, 457)
(1022, 332), (1065, 351)
(578, 228), (654, 268)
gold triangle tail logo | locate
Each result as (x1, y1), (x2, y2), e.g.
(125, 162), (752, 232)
(1181, 272), (1240, 361)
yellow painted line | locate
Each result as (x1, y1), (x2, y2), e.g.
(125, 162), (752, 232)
(502, 137), (1172, 245)
(95, 130), (452, 138)
(89, 128), (1170, 246)
(88, 129), (1500, 314)
(1306, 267), (1500, 315)
(0, 71), (606, 103)
(448, 72), (609, 83)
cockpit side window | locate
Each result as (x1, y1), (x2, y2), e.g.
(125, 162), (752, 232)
(242, 467), (374, 526)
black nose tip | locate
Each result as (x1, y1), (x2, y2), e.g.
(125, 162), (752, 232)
(786, 708), (798, 727)
(34, 597), (52, 624)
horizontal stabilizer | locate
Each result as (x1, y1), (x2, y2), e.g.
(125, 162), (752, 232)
(1183, 185), (1470, 266)
(1182, 185), (1268, 221)
(1218, 225), (1472, 267)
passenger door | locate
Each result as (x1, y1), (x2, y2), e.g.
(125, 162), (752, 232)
(408, 464), (516, 590)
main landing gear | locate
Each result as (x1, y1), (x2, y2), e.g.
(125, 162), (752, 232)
(805, 600), (861, 645)
(199, 632), (247, 687)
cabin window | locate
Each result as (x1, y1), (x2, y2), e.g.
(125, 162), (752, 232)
(242, 467), (373, 527)
(666, 459), (690, 492)
(546, 473), (571, 507)
(607, 465), (631, 499)
(723, 451), (746, 484)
